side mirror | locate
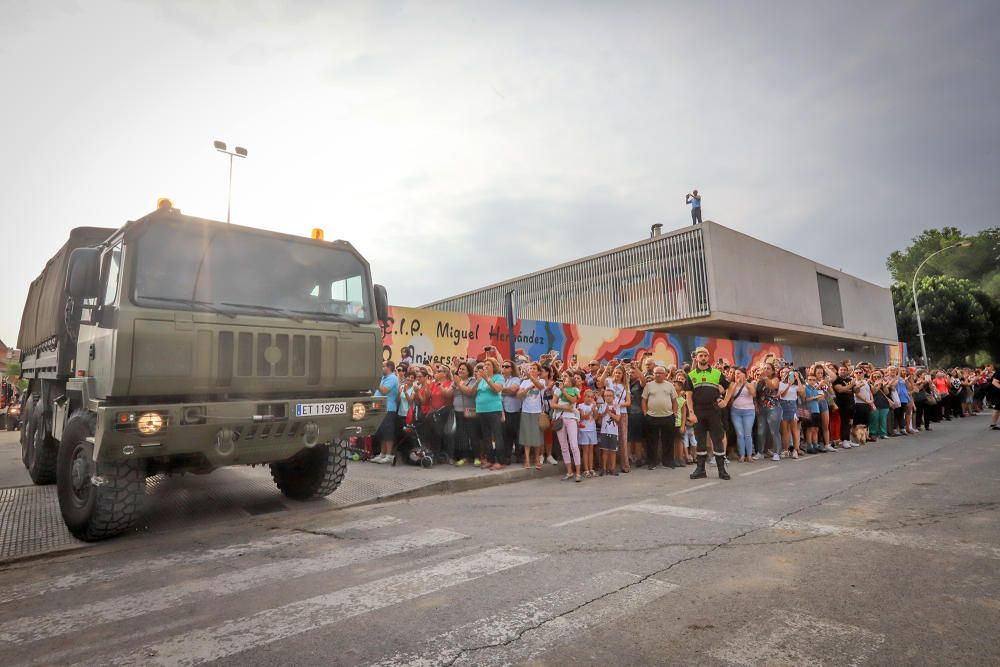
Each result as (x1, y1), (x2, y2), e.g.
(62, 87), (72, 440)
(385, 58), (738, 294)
(66, 248), (102, 300)
(373, 284), (389, 323)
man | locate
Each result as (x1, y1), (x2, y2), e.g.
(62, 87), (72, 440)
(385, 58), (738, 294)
(642, 365), (679, 470)
(684, 347), (732, 480)
(686, 189), (702, 225)
(373, 361), (400, 463)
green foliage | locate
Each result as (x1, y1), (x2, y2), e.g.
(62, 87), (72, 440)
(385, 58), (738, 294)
(888, 227), (1000, 366)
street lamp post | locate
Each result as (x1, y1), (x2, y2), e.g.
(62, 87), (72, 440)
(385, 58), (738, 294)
(213, 140), (248, 224)
(911, 240), (972, 367)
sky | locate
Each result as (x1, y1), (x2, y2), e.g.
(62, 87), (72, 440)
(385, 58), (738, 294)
(2, 0), (999, 346)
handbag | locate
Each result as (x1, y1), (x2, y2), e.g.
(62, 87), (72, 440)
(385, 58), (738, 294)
(551, 413), (564, 432)
(925, 390), (938, 406)
(538, 412), (551, 430)
(797, 406), (812, 421)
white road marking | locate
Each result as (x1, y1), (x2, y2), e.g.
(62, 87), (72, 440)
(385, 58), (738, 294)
(0, 528), (465, 645)
(0, 515), (404, 605)
(628, 503), (1000, 560)
(709, 610), (885, 666)
(550, 499), (655, 527)
(452, 576), (677, 666)
(368, 570), (654, 667)
(103, 547), (544, 666)
(666, 481), (718, 496)
(739, 465), (777, 477)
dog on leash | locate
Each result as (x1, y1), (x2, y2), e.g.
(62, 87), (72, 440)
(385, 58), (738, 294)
(850, 423), (870, 445)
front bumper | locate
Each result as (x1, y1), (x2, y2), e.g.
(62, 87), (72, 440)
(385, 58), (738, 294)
(93, 396), (385, 465)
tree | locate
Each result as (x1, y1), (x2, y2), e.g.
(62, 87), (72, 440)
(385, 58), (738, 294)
(891, 276), (991, 367)
(887, 226), (1000, 300)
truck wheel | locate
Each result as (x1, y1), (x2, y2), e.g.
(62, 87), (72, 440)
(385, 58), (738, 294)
(23, 398), (58, 485)
(57, 411), (147, 541)
(270, 440), (347, 501)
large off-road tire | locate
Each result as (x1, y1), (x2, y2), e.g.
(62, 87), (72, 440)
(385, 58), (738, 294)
(57, 411), (147, 541)
(270, 440), (347, 501)
(22, 398), (58, 485)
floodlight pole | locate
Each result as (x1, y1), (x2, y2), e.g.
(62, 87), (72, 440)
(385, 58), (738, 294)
(213, 141), (248, 224)
(911, 240), (971, 367)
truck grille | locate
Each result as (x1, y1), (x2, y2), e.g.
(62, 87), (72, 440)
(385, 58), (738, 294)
(217, 332), (322, 387)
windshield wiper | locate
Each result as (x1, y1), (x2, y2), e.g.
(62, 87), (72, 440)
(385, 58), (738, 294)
(288, 309), (359, 324)
(220, 303), (304, 323)
(139, 296), (236, 318)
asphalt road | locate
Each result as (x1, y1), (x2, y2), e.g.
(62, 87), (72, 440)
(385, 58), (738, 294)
(1, 414), (998, 666)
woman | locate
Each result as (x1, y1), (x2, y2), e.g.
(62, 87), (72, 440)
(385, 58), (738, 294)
(869, 370), (891, 439)
(500, 360), (523, 465)
(853, 369), (876, 442)
(475, 358), (506, 470)
(813, 364), (833, 450)
(420, 365), (455, 463)
(626, 365), (646, 470)
(888, 367), (909, 436)
(911, 371), (934, 432)
(607, 366), (631, 473)
(540, 365), (558, 464)
(778, 367), (804, 459)
(552, 371), (582, 481)
(452, 362), (479, 465)
(755, 363), (783, 460)
(729, 367), (756, 463)
(517, 362), (547, 469)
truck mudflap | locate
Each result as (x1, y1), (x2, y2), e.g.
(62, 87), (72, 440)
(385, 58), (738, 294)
(92, 396), (385, 466)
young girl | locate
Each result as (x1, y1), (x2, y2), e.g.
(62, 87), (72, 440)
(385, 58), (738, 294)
(674, 379), (696, 464)
(553, 372), (582, 482)
(577, 390), (598, 477)
(803, 372), (823, 453)
(599, 389), (622, 476)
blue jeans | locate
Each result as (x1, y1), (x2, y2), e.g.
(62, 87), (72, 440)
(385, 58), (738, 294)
(755, 405), (782, 454)
(731, 407), (756, 457)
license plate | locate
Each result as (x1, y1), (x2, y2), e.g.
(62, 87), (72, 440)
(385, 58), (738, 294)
(295, 401), (347, 417)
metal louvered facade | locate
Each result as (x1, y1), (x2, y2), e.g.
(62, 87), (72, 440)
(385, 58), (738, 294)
(424, 226), (711, 329)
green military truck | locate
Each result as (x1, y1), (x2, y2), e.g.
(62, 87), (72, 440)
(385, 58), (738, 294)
(17, 207), (388, 540)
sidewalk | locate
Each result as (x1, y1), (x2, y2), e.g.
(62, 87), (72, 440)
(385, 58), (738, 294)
(0, 432), (560, 564)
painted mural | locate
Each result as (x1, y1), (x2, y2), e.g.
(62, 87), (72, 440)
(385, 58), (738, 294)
(380, 306), (904, 369)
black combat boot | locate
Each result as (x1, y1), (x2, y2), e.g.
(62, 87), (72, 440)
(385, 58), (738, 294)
(689, 455), (707, 479)
(715, 455), (731, 480)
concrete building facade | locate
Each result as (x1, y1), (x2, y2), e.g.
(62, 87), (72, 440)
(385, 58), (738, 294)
(424, 221), (901, 363)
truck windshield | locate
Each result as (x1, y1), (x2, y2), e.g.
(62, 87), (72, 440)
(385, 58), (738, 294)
(132, 222), (372, 323)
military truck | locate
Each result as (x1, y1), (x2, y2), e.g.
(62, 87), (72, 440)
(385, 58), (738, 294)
(17, 207), (389, 540)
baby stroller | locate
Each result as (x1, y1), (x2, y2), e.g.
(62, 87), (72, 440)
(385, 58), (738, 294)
(394, 422), (434, 468)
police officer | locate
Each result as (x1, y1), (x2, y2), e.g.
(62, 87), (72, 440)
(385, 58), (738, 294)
(684, 346), (734, 480)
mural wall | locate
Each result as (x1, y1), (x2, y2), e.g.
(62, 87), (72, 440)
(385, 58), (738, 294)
(381, 306), (907, 368)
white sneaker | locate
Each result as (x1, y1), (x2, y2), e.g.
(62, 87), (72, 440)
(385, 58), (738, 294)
(752, 453), (763, 460)
(708, 457), (716, 465)
(841, 442), (853, 449)
(791, 450), (799, 459)
(772, 453), (781, 461)
(546, 456), (557, 465)
(824, 444), (835, 452)
(374, 454), (390, 464)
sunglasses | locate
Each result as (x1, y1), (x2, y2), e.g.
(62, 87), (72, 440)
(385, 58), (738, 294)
(502, 364), (512, 368)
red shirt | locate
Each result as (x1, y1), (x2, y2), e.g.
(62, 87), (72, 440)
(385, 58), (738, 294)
(424, 381), (451, 411)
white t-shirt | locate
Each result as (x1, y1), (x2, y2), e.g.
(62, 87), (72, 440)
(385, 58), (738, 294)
(854, 381), (873, 404)
(600, 404), (621, 436)
(519, 378), (544, 414)
(578, 402), (597, 433)
(779, 381), (799, 401)
(502, 376), (523, 412)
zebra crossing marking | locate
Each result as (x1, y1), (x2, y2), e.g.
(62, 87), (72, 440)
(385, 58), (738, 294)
(0, 515), (404, 605)
(0, 528), (464, 645)
(103, 546), (544, 666)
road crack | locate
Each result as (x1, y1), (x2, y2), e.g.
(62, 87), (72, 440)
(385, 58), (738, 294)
(441, 428), (967, 666)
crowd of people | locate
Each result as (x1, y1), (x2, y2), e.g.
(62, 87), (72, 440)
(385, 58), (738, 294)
(370, 347), (1000, 482)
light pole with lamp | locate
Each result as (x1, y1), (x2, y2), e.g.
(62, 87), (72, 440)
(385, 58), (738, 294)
(213, 140), (248, 224)
(911, 240), (972, 367)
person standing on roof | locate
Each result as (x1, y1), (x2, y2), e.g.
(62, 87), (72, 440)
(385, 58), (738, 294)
(686, 189), (702, 225)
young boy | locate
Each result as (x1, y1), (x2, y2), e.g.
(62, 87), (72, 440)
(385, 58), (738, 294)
(599, 389), (622, 476)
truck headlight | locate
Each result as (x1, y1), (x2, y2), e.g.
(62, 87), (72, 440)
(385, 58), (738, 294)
(351, 402), (366, 421)
(136, 412), (164, 435)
